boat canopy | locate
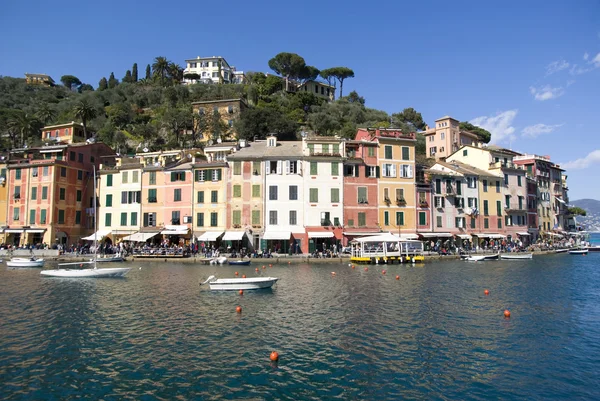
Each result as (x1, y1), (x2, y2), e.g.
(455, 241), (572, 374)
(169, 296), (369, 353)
(122, 231), (160, 242)
(82, 229), (111, 241)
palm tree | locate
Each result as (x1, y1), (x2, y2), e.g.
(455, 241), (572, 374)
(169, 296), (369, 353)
(152, 56), (170, 86)
(35, 103), (57, 125)
(72, 98), (98, 138)
(8, 112), (40, 147)
(168, 62), (184, 85)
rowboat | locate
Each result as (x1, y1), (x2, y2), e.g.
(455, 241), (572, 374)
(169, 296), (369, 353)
(201, 275), (278, 290)
(96, 255), (126, 263)
(6, 257), (45, 268)
(500, 253), (533, 260)
(228, 260), (251, 266)
(464, 255), (487, 262)
(555, 249), (569, 254)
(569, 249), (588, 255)
(483, 253), (500, 260)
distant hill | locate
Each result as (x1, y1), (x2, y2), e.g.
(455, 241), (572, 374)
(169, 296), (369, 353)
(570, 199), (600, 231)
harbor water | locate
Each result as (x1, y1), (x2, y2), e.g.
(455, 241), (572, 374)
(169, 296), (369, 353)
(1, 254), (600, 400)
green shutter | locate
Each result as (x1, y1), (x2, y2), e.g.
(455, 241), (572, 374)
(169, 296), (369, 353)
(456, 181), (462, 195)
(419, 211), (426, 225)
(197, 213), (204, 227)
(40, 209), (47, 224)
(396, 212), (404, 226)
(252, 185), (260, 197)
(107, 174), (113, 186)
(402, 147), (409, 160)
(497, 201), (502, 216)
(121, 212), (127, 225)
(171, 172), (177, 182)
(384, 211), (389, 226)
(217, 169), (222, 180)
(198, 191), (204, 203)
(105, 213), (112, 227)
(131, 212), (138, 226)
(233, 210), (241, 225)
(309, 188), (318, 202)
(310, 162), (317, 175)
(331, 162), (339, 176)
(435, 179), (441, 194)
(331, 188), (339, 203)
(252, 210), (260, 225)
(29, 209), (36, 224)
(483, 200), (489, 216)
(233, 185), (241, 197)
(385, 146), (392, 159)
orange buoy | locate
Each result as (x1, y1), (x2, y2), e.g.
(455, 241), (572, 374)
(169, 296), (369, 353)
(396, 275), (400, 280)
(382, 270), (386, 275)
(331, 272), (336, 276)
(242, 274), (246, 278)
(269, 264), (273, 268)
(364, 267), (368, 271)
(262, 265), (266, 269)
(235, 271), (239, 276)
(239, 289), (243, 295)
(236, 306), (242, 313)
(351, 264), (355, 269)
(79, 264), (83, 267)
(504, 309), (511, 318)
(288, 261), (291, 264)
(255, 267), (259, 272)
(484, 289), (490, 296)
(270, 351), (279, 361)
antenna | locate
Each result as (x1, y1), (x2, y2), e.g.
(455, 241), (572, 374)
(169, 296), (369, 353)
(208, 139), (214, 146)
(143, 147), (149, 152)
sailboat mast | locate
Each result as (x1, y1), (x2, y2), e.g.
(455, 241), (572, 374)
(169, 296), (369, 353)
(93, 165), (97, 259)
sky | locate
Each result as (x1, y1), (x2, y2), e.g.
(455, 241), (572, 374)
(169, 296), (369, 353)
(1, 0), (599, 200)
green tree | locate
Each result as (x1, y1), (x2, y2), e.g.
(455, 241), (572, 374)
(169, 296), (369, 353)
(123, 70), (132, 83)
(168, 62), (184, 85)
(78, 84), (94, 93)
(60, 75), (82, 90)
(299, 65), (320, 83)
(184, 73), (200, 82)
(346, 90), (365, 106)
(568, 207), (587, 216)
(35, 103), (56, 124)
(320, 67), (355, 98)
(132, 63), (138, 82)
(8, 112), (40, 147)
(235, 107), (297, 140)
(108, 72), (119, 89)
(392, 107), (426, 131)
(152, 56), (170, 86)
(145, 64), (151, 80)
(98, 77), (108, 91)
(72, 98), (98, 138)
(459, 121), (491, 143)
(268, 52), (308, 91)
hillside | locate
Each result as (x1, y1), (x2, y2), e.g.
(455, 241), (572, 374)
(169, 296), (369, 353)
(570, 199), (600, 231)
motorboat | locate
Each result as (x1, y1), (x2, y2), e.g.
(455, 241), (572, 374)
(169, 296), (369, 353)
(483, 253), (500, 260)
(569, 249), (589, 255)
(587, 246), (600, 252)
(500, 253), (533, 260)
(555, 249), (569, 254)
(228, 259), (251, 266)
(464, 255), (487, 262)
(201, 275), (278, 290)
(7, 257), (45, 268)
(41, 261), (131, 278)
(209, 256), (228, 265)
(96, 255), (126, 263)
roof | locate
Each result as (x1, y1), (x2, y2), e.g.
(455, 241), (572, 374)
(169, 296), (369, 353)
(484, 144), (522, 156)
(435, 116), (459, 122)
(191, 98), (247, 106)
(42, 121), (84, 130)
(227, 140), (303, 160)
(433, 160), (498, 178)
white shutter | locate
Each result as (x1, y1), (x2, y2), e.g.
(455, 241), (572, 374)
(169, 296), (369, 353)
(285, 160), (290, 174)
(298, 162), (303, 176)
(265, 161), (270, 175)
(277, 161), (282, 174)
(391, 164), (396, 177)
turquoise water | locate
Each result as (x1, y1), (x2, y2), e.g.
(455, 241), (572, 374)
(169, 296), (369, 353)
(590, 232), (600, 245)
(1, 256), (600, 400)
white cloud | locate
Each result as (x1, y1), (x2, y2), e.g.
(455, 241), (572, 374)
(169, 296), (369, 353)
(470, 110), (518, 144)
(545, 59), (570, 76)
(567, 79), (576, 87)
(529, 85), (565, 101)
(562, 150), (600, 170)
(583, 52), (589, 61)
(521, 123), (563, 138)
(592, 52), (600, 67)
(569, 52), (600, 75)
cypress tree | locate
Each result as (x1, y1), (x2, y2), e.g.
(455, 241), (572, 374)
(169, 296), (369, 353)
(123, 70), (132, 83)
(98, 77), (108, 91)
(108, 72), (118, 89)
(145, 64), (151, 80)
(132, 63), (138, 82)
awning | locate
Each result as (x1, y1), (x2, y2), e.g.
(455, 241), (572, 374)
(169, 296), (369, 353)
(420, 232), (452, 238)
(456, 234), (472, 239)
(343, 231), (382, 236)
(262, 231), (291, 240)
(81, 230), (111, 241)
(39, 148), (64, 153)
(399, 234), (420, 240)
(223, 231), (246, 241)
(161, 229), (189, 235)
(4, 228), (24, 233)
(111, 229), (136, 235)
(476, 233), (506, 239)
(308, 232), (335, 238)
(122, 232), (160, 242)
(556, 198), (566, 204)
(517, 232), (530, 236)
(198, 231), (224, 241)
(25, 229), (46, 233)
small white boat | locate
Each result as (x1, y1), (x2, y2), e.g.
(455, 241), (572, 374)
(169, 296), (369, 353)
(201, 275), (278, 290)
(7, 257), (45, 268)
(483, 253), (500, 260)
(464, 255), (487, 262)
(569, 249), (589, 255)
(41, 261), (131, 278)
(500, 253), (533, 260)
(555, 249), (569, 254)
(96, 255), (126, 263)
(209, 256), (228, 265)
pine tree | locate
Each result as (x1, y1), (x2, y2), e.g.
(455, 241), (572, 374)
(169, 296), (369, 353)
(108, 72), (118, 89)
(132, 63), (138, 82)
(145, 64), (151, 80)
(123, 70), (132, 83)
(98, 77), (108, 91)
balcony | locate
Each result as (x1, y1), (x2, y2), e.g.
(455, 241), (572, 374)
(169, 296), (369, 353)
(396, 198), (406, 206)
(419, 201), (429, 208)
(445, 186), (457, 197)
(504, 205), (525, 213)
(489, 161), (523, 170)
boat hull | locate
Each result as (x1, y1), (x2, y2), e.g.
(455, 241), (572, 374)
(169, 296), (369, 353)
(500, 253), (533, 260)
(228, 260), (251, 266)
(41, 267), (131, 278)
(483, 254), (500, 260)
(569, 249), (589, 255)
(207, 277), (278, 290)
(6, 258), (44, 268)
(465, 256), (487, 262)
(96, 256), (126, 263)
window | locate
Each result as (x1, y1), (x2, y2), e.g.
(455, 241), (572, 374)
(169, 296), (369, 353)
(59, 188), (66, 200)
(467, 197), (478, 209)
(195, 170), (206, 182)
(14, 185), (21, 199)
(504, 174), (509, 185)
(43, 166), (49, 176)
(384, 146), (393, 159)
(286, 160), (298, 175)
(497, 201), (502, 216)
(29, 209), (36, 225)
(518, 175), (522, 186)
(42, 186), (48, 200)
(434, 196), (445, 208)
(171, 172), (185, 182)
(518, 196), (523, 210)
(419, 211), (426, 226)
(77, 170), (83, 180)
(174, 188), (181, 202)
(483, 180), (488, 192)
(463, 149), (468, 156)
(289, 210), (297, 225)
(396, 212), (404, 226)
(455, 217), (466, 228)
(107, 174), (113, 187)
(197, 191), (204, 203)
(357, 212), (366, 227)
(396, 188), (404, 202)
(467, 177), (476, 188)
(505, 195), (511, 208)
(320, 212), (331, 226)
(233, 162), (241, 175)
(269, 210), (278, 225)
(484, 218), (489, 229)
(70, 151), (76, 161)
(368, 147), (375, 157)
(382, 164), (396, 177)
(149, 171), (156, 185)
(122, 171), (128, 183)
(172, 211), (180, 225)
(367, 166), (378, 178)
(505, 215), (511, 227)
(212, 169), (222, 181)
(233, 185), (241, 198)
(435, 179), (441, 194)
(252, 185), (260, 198)
(436, 216), (442, 227)
(322, 144), (330, 154)
(197, 213), (204, 227)
(143, 212), (156, 227)
(269, 186), (278, 200)
(32, 168), (38, 177)
(333, 144), (339, 154)
(470, 217), (475, 229)
(121, 191), (141, 204)
(211, 190), (218, 203)
(31, 187), (37, 200)
(401, 147), (410, 160)
(121, 212), (127, 226)
(289, 186), (298, 200)
(331, 162), (339, 176)
(498, 218), (502, 229)
(358, 187), (367, 203)
(310, 162), (318, 175)
(440, 132), (445, 140)
(309, 188), (318, 203)
(60, 167), (66, 177)
(331, 188), (340, 203)
(495, 181), (500, 193)
(148, 189), (157, 203)
(384, 211), (389, 226)
(132, 171), (139, 183)
(233, 210), (241, 225)
(399, 165), (413, 178)
(483, 200), (489, 216)
(344, 165), (358, 177)
(16, 168), (22, 180)
(430, 146), (437, 156)
(40, 208), (47, 224)
(252, 210), (260, 225)
(13, 208), (19, 221)
(253, 161), (261, 175)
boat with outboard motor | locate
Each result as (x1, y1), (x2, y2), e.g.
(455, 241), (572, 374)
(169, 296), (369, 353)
(500, 253), (533, 260)
(7, 257), (45, 268)
(201, 275), (278, 290)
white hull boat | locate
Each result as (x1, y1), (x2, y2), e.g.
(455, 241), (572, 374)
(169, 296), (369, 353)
(569, 249), (589, 255)
(464, 255), (487, 262)
(209, 256), (228, 265)
(41, 262), (130, 278)
(201, 275), (278, 290)
(96, 255), (126, 263)
(7, 257), (45, 268)
(500, 253), (533, 260)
